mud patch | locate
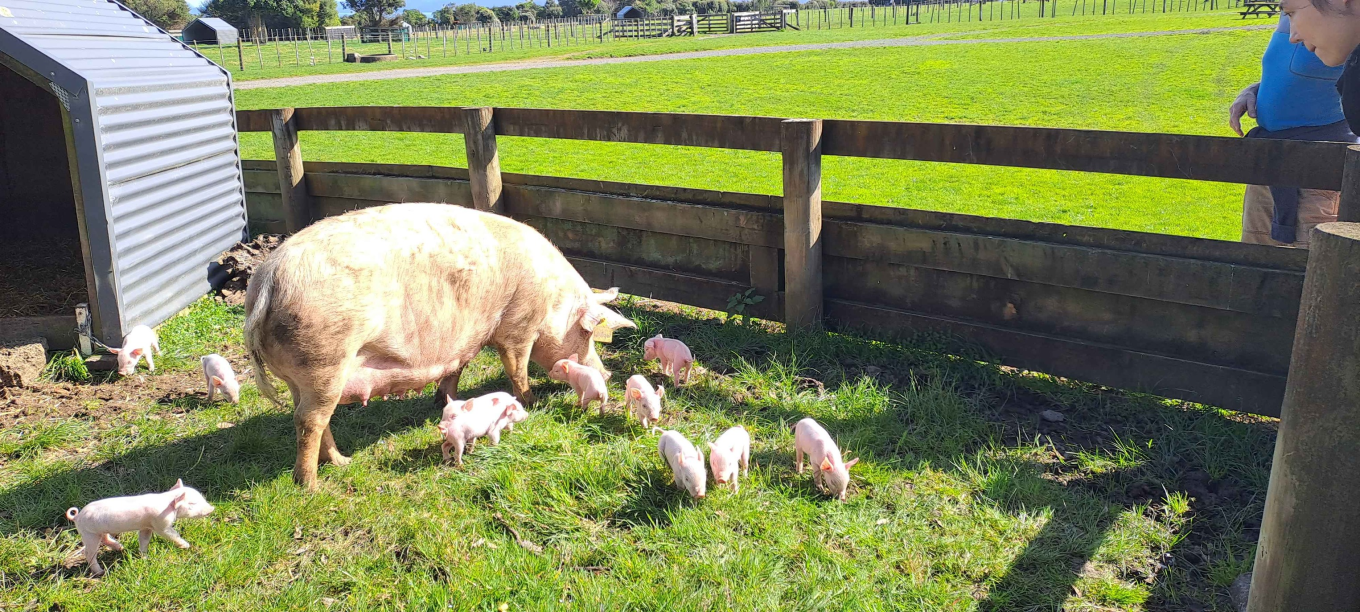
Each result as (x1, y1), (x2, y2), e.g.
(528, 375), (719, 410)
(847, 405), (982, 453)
(215, 235), (283, 305)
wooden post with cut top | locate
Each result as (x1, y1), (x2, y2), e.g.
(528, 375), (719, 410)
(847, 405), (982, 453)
(781, 118), (823, 329)
(269, 107), (311, 233)
(1247, 222), (1360, 611)
(461, 106), (503, 214)
(1335, 145), (1360, 223)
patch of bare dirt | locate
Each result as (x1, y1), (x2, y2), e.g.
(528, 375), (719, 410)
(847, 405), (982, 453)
(215, 234), (283, 305)
(0, 368), (220, 431)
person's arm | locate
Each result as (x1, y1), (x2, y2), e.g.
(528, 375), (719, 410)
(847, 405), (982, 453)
(1230, 82), (1260, 137)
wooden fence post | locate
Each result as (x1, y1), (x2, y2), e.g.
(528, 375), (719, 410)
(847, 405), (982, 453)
(1247, 222), (1360, 611)
(781, 118), (823, 329)
(461, 106), (503, 213)
(269, 107), (311, 233)
(1336, 145), (1360, 223)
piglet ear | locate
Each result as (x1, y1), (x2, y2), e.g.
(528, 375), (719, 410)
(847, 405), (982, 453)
(130, 347), (144, 357)
(568, 353), (579, 363)
(630, 388), (642, 399)
(211, 376), (224, 386)
(708, 442), (718, 452)
(844, 457), (859, 470)
(820, 457), (834, 471)
(172, 490), (188, 510)
(172, 478), (185, 490)
(656, 386), (664, 398)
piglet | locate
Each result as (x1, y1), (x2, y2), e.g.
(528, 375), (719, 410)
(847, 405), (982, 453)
(437, 392), (522, 465)
(658, 429), (707, 499)
(65, 479), (215, 576)
(200, 354), (240, 403)
(108, 324), (160, 376)
(492, 393), (530, 436)
(644, 334), (694, 384)
(794, 418), (859, 501)
(709, 426), (751, 493)
(548, 353), (608, 412)
(625, 375), (664, 428)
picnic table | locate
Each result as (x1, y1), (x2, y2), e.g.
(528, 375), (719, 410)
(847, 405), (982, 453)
(1240, 1), (1280, 17)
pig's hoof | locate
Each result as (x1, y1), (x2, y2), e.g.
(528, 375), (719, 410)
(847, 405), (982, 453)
(177, 542), (192, 549)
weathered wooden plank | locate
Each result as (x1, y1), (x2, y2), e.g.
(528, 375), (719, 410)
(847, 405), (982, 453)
(523, 217), (749, 282)
(311, 196), (397, 218)
(1339, 145), (1360, 223)
(749, 245), (781, 294)
(245, 192), (284, 222)
(568, 256), (782, 321)
(236, 109), (272, 133)
(294, 106), (463, 133)
(824, 256), (1294, 375)
(826, 299), (1286, 417)
(0, 315), (75, 351)
(243, 169), (281, 194)
(493, 107), (784, 152)
(821, 199), (1308, 272)
(241, 159), (1302, 271)
(822, 119), (1348, 191)
(825, 220), (1304, 319)
(504, 184), (783, 248)
(306, 173), (473, 206)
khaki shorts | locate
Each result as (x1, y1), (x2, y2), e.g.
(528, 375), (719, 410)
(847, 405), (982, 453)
(1241, 185), (1339, 248)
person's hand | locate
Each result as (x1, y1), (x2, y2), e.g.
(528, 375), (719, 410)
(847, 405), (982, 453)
(1229, 83), (1260, 137)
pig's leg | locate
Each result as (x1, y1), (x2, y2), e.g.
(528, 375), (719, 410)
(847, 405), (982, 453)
(489, 429), (501, 445)
(454, 437), (466, 466)
(496, 342), (537, 406)
(293, 387), (343, 490)
(441, 439), (453, 462)
(319, 426), (350, 467)
(732, 470), (739, 493)
(144, 352), (155, 372)
(152, 338), (161, 355)
(741, 445), (750, 476)
(82, 532), (104, 576)
(158, 526), (191, 549)
(435, 364), (465, 407)
(795, 446), (804, 474)
(138, 528), (152, 554)
(101, 533), (124, 552)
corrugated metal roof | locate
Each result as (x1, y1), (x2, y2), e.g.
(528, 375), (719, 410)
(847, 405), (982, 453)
(0, 0), (247, 343)
(190, 17), (236, 32)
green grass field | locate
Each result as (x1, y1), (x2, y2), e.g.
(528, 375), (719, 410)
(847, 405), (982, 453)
(223, 6), (1249, 82)
(236, 21), (1268, 240)
(0, 298), (1272, 610)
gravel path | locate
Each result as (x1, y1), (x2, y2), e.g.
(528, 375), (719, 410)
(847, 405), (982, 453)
(236, 25), (1270, 90)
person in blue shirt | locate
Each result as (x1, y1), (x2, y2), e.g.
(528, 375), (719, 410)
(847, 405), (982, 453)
(1229, 15), (1357, 247)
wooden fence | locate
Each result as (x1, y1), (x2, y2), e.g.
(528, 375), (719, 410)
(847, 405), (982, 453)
(234, 105), (1358, 418)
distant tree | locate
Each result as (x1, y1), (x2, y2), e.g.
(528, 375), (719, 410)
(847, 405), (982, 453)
(432, 3), (458, 23)
(513, 0), (539, 19)
(316, 0), (341, 25)
(402, 8), (429, 24)
(453, 3), (497, 23)
(492, 5), (517, 20)
(560, 0), (600, 15)
(344, 0), (406, 25)
(124, 0), (192, 29)
(540, 0), (564, 17)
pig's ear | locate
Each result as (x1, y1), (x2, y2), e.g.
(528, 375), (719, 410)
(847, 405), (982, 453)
(820, 457), (834, 471)
(630, 388), (642, 399)
(172, 478), (184, 490)
(580, 304), (635, 332)
(568, 353), (579, 363)
(591, 287), (620, 304)
(444, 394), (455, 407)
(845, 457), (859, 470)
(170, 490), (188, 510)
(708, 442), (718, 453)
(211, 376), (224, 386)
(656, 386), (664, 398)
(130, 347), (144, 358)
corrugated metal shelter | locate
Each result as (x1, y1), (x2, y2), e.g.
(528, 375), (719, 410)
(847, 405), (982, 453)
(0, 0), (248, 347)
(181, 17), (238, 45)
(616, 6), (646, 18)
(324, 25), (357, 40)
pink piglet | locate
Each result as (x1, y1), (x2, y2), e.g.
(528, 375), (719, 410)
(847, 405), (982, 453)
(548, 353), (608, 412)
(108, 324), (160, 376)
(65, 479), (215, 576)
(201, 354), (241, 403)
(643, 334), (693, 384)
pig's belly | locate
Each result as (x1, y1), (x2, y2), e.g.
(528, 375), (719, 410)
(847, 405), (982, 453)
(339, 359), (460, 405)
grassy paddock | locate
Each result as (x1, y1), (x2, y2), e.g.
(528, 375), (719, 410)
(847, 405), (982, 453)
(236, 26), (1266, 240)
(0, 298), (1271, 610)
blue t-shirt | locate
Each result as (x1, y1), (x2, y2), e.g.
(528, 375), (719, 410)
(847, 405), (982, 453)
(1257, 15), (1346, 131)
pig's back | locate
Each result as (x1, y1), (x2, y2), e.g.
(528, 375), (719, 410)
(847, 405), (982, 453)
(716, 426), (749, 449)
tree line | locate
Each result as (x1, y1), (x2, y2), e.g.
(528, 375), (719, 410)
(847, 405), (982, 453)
(118, 0), (842, 32)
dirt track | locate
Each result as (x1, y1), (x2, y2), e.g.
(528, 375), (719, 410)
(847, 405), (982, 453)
(235, 24), (1270, 90)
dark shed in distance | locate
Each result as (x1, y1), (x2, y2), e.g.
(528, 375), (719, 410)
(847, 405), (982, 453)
(181, 17), (239, 45)
(0, 0), (248, 348)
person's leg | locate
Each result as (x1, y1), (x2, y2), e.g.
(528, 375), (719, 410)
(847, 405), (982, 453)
(1243, 185), (1284, 246)
(1293, 189), (1341, 248)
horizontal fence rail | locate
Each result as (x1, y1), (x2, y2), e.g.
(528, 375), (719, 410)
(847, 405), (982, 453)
(235, 106), (1350, 190)
(236, 105), (1346, 417)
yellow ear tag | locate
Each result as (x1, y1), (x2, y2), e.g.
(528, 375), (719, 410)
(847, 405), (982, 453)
(592, 321), (614, 343)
